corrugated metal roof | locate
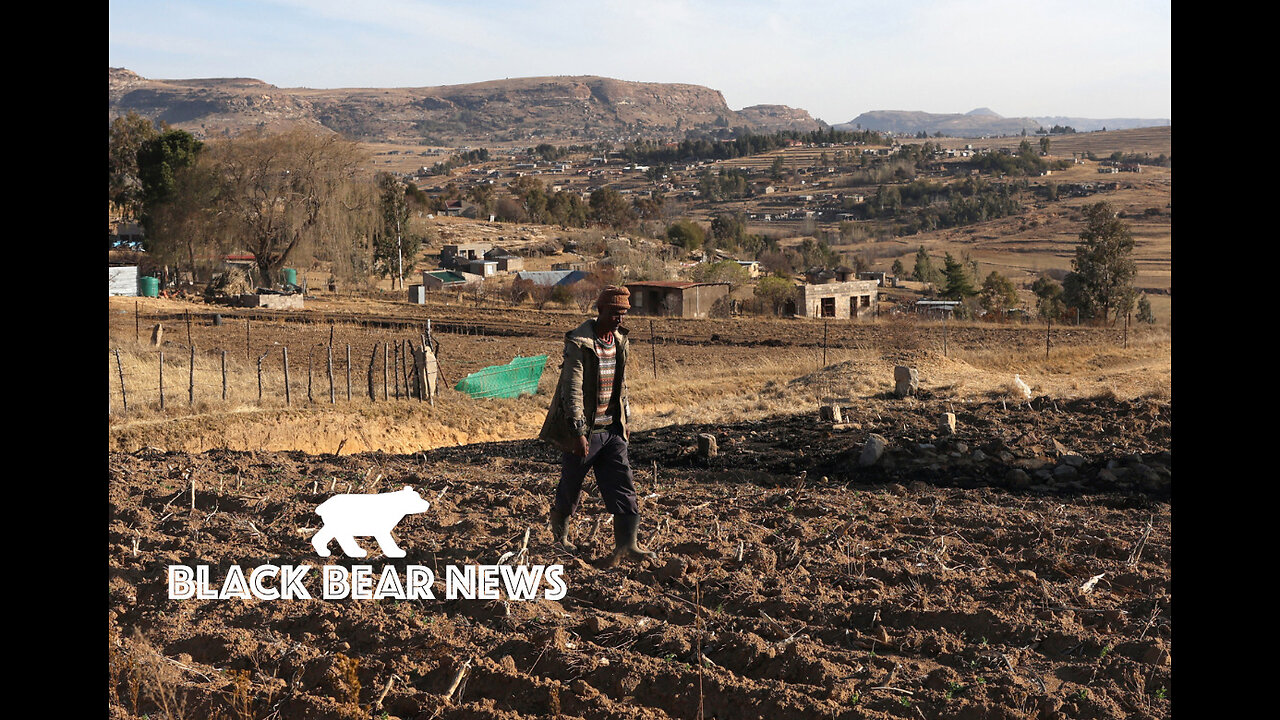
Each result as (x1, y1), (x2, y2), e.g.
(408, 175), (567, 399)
(515, 270), (589, 287)
(625, 281), (717, 289)
(109, 266), (138, 296)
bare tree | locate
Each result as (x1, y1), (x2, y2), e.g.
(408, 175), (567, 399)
(204, 129), (374, 285)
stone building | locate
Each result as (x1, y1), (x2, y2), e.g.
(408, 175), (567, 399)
(793, 279), (879, 319)
(440, 243), (492, 268)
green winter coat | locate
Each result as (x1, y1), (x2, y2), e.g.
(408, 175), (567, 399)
(539, 319), (630, 453)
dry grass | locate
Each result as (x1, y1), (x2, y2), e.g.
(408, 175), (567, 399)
(110, 295), (1170, 454)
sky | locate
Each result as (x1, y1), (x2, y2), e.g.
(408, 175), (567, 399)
(108, 0), (1171, 125)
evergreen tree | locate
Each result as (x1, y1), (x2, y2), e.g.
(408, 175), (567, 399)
(1031, 275), (1065, 321)
(137, 128), (203, 237)
(980, 271), (1020, 315)
(588, 186), (637, 229)
(1136, 294), (1156, 324)
(1064, 201), (1137, 323)
(912, 246), (942, 285)
(372, 172), (418, 286)
(666, 219), (705, 251)
(940, 253), (977, 299)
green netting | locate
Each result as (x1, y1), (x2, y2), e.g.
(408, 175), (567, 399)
(453, 355), (548, 399)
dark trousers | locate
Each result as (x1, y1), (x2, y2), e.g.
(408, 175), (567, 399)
(553, 425), (640, 516)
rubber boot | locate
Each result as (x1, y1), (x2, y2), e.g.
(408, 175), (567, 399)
(601, 514), (657, 567)
(549, 508), (576, 552)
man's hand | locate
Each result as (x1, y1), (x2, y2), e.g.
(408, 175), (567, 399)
(573, 435), (590, 457)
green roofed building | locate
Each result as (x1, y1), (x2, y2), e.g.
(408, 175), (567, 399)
(422, 270), (476, 289)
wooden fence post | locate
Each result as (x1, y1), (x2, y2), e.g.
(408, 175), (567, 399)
(650, 319), (658, 379)
(328, 325), (335, 404)
(308, 348), (315, 404)
(188, 344), (195, 406)
(115, 348), (128, 410)
(135, 301), (139, 343)
(402, 339), (412, 398)
(346, 343), (352, 401)
(415, 343), (426, 402)
(221, 350), (227, 401)
(393, 342), (401, 400)
(283, 347), (291, 406)
(159, 351), (165, 410)
(246, 319), (250, 361)
(257, 353), (266, 402)
(383, 342), (390, 400)
(367, 343), (378, 401)
(425, 337), (435, 407)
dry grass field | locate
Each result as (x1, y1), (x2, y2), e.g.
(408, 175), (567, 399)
(109, 294), (1168, 456)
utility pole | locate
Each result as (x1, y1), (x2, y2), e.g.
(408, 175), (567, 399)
(395, 197), (404, 290)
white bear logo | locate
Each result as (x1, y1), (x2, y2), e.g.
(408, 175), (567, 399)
(310, 486), (431, 558)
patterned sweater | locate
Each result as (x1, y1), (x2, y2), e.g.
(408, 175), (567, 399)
(592, 331), (618, 429)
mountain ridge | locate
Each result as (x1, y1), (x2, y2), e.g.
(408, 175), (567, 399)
(834, 108), (1169, 137)
(110, 68), (1170, 143)
(109, 68), (823, 145)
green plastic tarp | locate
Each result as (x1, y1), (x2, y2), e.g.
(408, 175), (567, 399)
(453, 355), (548, 399)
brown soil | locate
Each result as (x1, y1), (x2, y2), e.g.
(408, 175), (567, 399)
(108, 393), (1170, 719)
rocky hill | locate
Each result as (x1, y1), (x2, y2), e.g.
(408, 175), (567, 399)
(834, 107), (1170, 137)
(109, 68), (823, 144)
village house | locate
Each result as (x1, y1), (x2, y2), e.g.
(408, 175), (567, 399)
(790, 279), (880, 319)
(551, 260), (594, 272)
(624, 281), (731, 319)
(441, 242), (493, 268)
(421, 270), (480, 290)
(466, 259), (499, 278)
(857, 271), (895, 287)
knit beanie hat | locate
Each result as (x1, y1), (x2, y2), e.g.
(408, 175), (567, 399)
(596, 285), (631, 312)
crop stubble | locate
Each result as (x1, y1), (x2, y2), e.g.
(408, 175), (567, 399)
(109, 387), (1171, 720)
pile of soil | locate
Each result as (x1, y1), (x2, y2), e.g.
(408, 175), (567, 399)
(108, 395), (1170, 719)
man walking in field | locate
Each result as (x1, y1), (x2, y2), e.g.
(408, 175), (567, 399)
(539, 285), (657, 567)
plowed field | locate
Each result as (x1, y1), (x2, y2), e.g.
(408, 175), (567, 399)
(108, 392), (1171, 720)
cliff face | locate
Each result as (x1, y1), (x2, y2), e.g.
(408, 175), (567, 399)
(109, 69), (823, 144)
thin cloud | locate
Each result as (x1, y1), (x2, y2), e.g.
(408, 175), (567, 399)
(109, 0), (1171, 122)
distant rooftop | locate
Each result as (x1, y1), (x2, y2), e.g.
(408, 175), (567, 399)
(625, 281), (727, 289)
(515, 270), (589, 287)
(425, 270), (467, 283)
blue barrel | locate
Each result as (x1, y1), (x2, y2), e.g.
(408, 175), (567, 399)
(138, 276), (159, 297)
(282, 268), (298, 286)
